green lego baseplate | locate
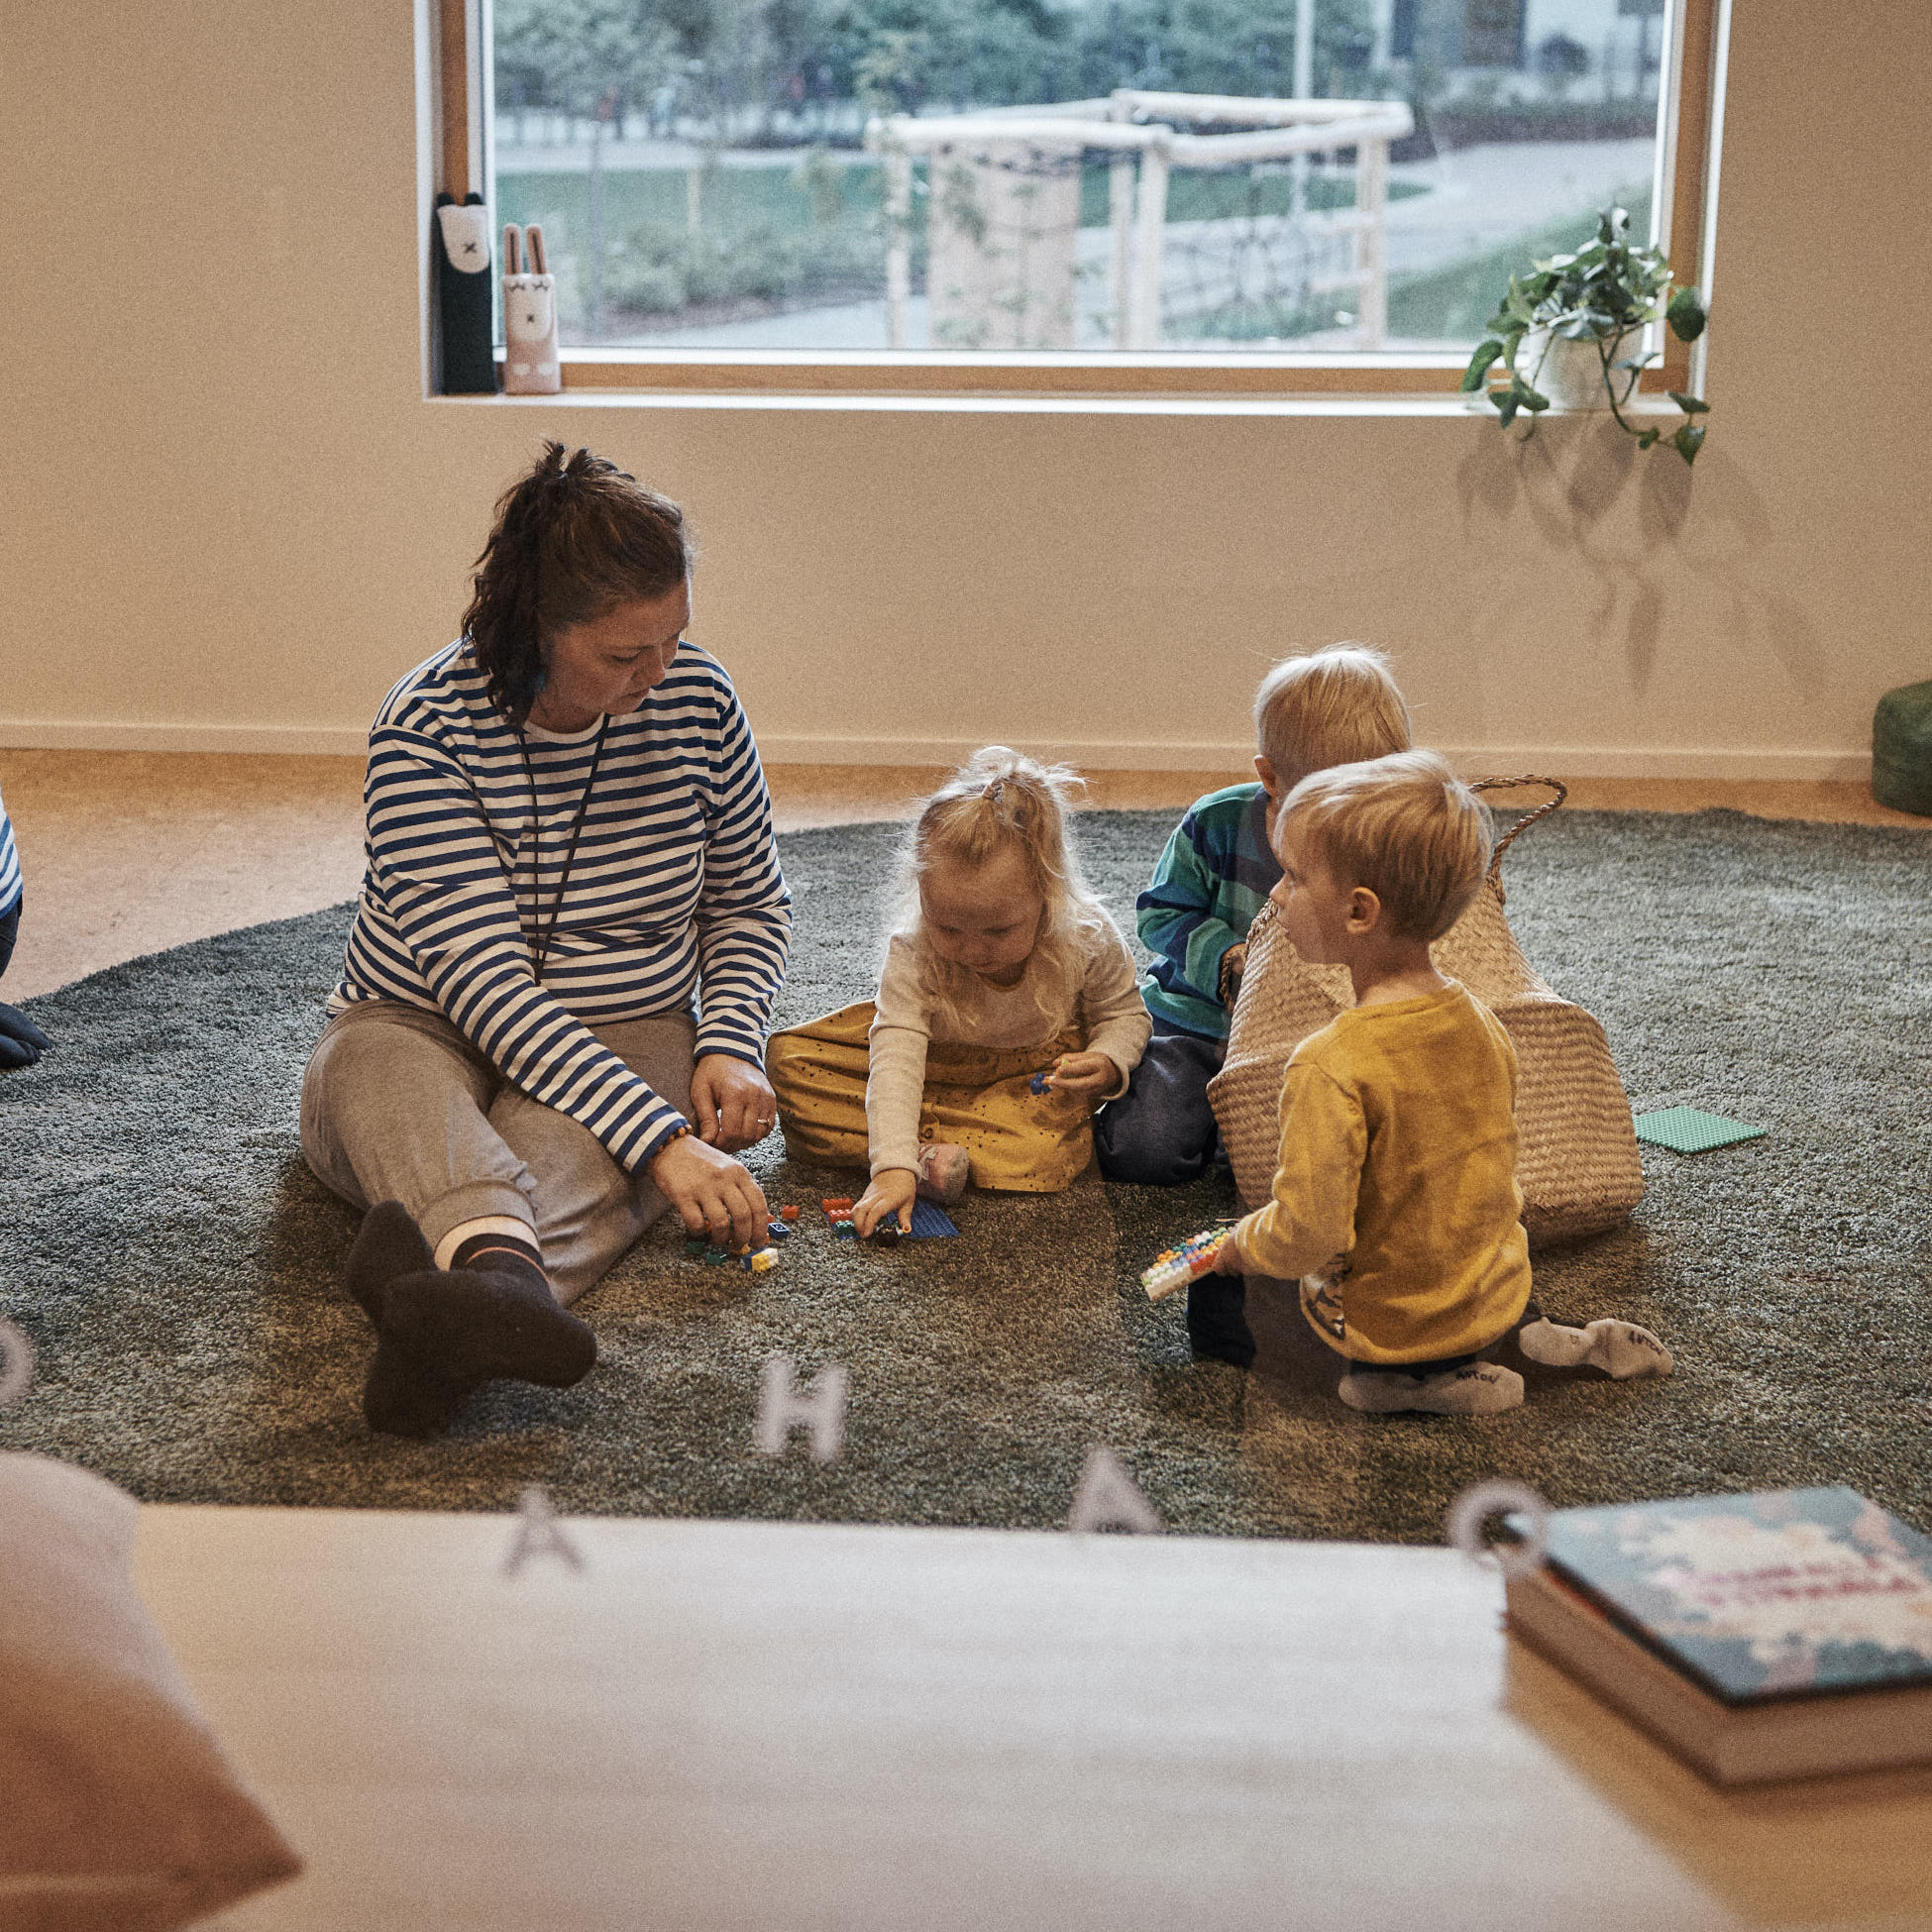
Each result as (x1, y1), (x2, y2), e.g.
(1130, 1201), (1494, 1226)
(1632, 1106), (1767, 1154)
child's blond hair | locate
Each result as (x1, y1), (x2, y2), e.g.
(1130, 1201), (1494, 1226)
(1283, 749), (1490, 943)
(1253, 644), (1413, 789)
(897, 746), (1110, 1030)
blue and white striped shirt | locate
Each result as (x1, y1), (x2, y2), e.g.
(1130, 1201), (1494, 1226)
(332, 638), (792, 1172)
(0, 785), (20, 917)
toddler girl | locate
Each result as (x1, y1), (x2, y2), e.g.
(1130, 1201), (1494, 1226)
(767, 748), (1151, 1234)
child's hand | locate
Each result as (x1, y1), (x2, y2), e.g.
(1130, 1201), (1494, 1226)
(854, 1169), (916, 1237)
(1210, 1232), (1245, 1275)
(1042, 1051), (1118, 1100)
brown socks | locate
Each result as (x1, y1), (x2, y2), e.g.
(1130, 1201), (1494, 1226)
(345, 1203), (596, 1439)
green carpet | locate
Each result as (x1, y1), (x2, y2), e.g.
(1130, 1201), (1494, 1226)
(1, 809), (1928, 1542)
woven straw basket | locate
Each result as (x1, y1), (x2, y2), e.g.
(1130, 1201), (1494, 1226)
(1206, 778), (1645, 1248)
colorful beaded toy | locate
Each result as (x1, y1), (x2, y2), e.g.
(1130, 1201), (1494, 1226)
(1139, 1226), (1234, 1302)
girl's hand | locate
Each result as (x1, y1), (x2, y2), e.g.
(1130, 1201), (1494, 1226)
(649, 1132), (770, 1250)
(1042, 1050), (1118, 1100)
(1210, 1233), (1245, 1275)
(854, 1169), (916, 1237)
(689, 1052), (779, 1153)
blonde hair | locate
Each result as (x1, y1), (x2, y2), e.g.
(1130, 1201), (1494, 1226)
(896, 746), (1110, 1031)
(1252, 644), (1414, 790)
(1282, 750), (1491, 943)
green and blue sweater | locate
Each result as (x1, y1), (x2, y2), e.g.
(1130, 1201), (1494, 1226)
(1136, 782), (1282, 1040)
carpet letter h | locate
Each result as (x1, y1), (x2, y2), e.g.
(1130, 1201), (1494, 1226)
(755, 1355), (848, 1465)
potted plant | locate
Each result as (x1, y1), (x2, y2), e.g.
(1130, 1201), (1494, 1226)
(1461, 206), (1710, 464)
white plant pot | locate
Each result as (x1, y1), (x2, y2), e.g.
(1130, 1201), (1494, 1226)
(1516, 326), (1645, 412)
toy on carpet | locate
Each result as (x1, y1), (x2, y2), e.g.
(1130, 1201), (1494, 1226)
(1633, 1107), (1766, 1154)
(1140, 1226), (1234, 1302)
(818, 1196), (960, 1242)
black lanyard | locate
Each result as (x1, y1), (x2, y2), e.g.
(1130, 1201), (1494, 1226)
(516, 717), (609, 983)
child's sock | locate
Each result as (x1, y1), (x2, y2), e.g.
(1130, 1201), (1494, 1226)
(1516, 1314), (1674, 1380)
(1338, 1360), (1524, 1416)
(1185, 1277), (1255, 1370)
(344, 1202), (596, 1439)
(915, 1141), (970, 1207)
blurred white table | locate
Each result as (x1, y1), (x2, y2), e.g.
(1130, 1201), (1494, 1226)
(133, 1506), (1932, 1931)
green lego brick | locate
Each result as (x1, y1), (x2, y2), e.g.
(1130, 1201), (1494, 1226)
(1633, 1107), (1767, 1154)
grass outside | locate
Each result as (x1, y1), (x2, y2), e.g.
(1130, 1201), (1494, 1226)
(1385, 183), (1655, 342)
(499, 161), (1654, 345)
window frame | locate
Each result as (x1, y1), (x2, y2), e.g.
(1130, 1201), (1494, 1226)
(437, 0), (1722, 402)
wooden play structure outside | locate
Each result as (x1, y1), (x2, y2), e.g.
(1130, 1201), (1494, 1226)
(866, 90), (1415, 353)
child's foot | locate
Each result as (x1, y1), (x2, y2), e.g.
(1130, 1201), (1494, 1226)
(345, 1203), (597, 1438)
(1338, 1360), (1524, 1416)
(1518, 1315), (1673, 1379)
(915, 1141), (970, 1207)
(1186, 1277), (1255, 1370)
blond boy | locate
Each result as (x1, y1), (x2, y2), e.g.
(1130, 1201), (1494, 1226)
(1202, 751), (1673, 1413)
(1097, 646), (1412, 1246)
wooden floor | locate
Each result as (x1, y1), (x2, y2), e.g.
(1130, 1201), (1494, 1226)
(0, 748), (1923, 1001)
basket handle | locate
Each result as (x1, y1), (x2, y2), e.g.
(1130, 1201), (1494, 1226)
(1470, 774), (1567, 883)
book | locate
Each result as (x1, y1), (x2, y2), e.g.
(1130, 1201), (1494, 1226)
(1504, 1486), (1932, 1784)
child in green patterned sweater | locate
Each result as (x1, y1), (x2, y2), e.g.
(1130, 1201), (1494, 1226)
(1096, 646), (1412, 1356)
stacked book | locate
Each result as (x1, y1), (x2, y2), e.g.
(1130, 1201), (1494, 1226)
(1506, 1486), (1932, 1784)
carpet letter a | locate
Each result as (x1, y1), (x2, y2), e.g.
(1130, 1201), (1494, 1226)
(1068, 1445), (1162, 1534)
(503, 1483), (586, 1576)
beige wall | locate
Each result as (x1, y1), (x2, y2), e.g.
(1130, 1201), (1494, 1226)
(3, 1), (1926, 777)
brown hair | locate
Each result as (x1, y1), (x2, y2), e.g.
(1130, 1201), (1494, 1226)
(898, 746), (1111, 1030)
(1252, 644), (1413, 789)
(463, 442), (694, 727)
(1282, 749), (1491, 943)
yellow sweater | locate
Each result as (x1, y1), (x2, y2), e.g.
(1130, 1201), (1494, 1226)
(1228, 980), (1532, 1364)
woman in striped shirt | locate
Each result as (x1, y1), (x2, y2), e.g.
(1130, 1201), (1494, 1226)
(0, 783), (53, 1071)
(301, 444), (792, 1437)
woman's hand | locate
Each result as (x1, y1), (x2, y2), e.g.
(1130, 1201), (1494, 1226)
(1041, 1050), (1119, 1101)
(688, 1053), (779, 1153)
(854, 1168), (916, 1238)
(649, 1132), (770, 1250)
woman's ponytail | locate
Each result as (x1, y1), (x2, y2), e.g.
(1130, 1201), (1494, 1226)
(462, 440), (693, 728)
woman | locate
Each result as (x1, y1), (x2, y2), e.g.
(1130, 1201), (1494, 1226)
(301, 443), (791, 1438)
(0, 783), (53, 1071)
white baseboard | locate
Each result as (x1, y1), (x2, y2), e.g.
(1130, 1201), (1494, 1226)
(0, 718), (1874, 784)
(755, 735), (1875, 784)
(0, 719), (370, 756)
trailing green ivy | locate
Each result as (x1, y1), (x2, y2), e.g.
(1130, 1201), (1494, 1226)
(1459, 207), (1710, 465)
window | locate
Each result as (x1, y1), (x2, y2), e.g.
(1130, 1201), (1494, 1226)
(440, 0), (1720, 395)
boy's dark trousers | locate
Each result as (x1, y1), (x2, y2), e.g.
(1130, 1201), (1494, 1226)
(1095, 1016), (1228, 1186)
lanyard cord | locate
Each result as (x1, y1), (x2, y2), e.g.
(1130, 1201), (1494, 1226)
(517, 716), (609, 983)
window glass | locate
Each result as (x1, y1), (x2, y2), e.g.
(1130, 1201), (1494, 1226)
(489, 0), (1667, 355)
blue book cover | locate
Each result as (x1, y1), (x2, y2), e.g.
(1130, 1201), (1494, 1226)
(1542, 1487), (1932, 1706)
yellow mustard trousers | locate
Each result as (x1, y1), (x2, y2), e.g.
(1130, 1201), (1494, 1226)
(766, 1002), (1094, 1193)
